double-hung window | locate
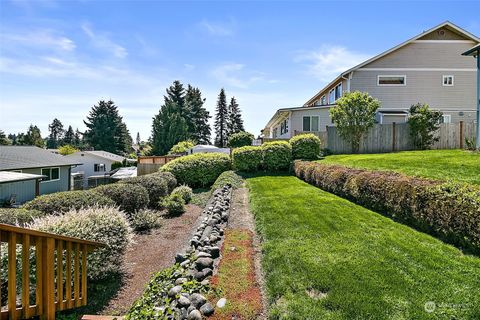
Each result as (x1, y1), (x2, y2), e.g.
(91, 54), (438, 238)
(303, 116), (319, 132)
(335, 83), (342, 100)
(94, 163), (106, 172)
(328, 89), (335, 104)
(280, 119), (288, 135)
(41, 167), (60, 182)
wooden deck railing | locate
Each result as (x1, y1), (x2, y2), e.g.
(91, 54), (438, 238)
(0, 223), (103, 320)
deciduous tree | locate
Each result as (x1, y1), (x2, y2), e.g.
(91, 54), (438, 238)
(408, 103), (443, 150)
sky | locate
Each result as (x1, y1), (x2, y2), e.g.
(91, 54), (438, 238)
(0, 0), (479, 141)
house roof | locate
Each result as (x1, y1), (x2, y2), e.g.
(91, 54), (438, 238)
(304, 21), (480, 106)
(0, 171), (46, 184)
(462, 43), (480, 56)
(70, 150), (126, 163)
(110, 167), (137, 180)
(0, 146), (82, 171)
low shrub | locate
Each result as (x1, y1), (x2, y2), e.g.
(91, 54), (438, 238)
(32, 206), (132, 280)
(129, 209), (162, 231)
(160, 153), (231, 188)
(154, 171), (178, 193)
(228, 131), (254, 148)
(162, 193), (185, 215)
(94, 183), (149, 215)
(171, 185), (193, 204)
(120, 174), (169, 208)
(212, 170), (243, 190)
(0, 208), (44, 227)
(293, 161), (480, 253)
(22, 190), (115, 215)
(262, 141), (292, 171)
(232, 146), (263, 172)
(289, 134), (322, 160)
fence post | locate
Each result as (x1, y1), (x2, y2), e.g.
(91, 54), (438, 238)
(392, 122), (396, 152)
(460, 121), (464, 149)
(41, 237), (56, 320)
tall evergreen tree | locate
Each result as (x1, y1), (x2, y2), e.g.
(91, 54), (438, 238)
(136, 132), (141, 145)
(165, 80), (186, 113)
(214, 88), (228, 147)
(185, 85), (211, 144)
(22, 125), (44, 147)
(151, 101), (188, 155)
(83, 100), (131, 154)
(74, 129), (83, 148)
(47, 118), (64, 149)
(64, 125), (75, 145)
(227, 97), (244, 135)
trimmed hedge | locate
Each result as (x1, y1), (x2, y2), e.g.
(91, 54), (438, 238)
(94, 183), (149, 215)
(232, 146), (263, 172)
(22, 190), (115, 215)
(294, 161), (480, 253)
(289, 134), (322, 160)
(212, 170), (243, 191)
(32, 206), (132, 280)
(0, 208), (44, 227)
(228, 131), (254, 148)
(160, 153), (231, 187)
(120, 173), (169, 208)
(262, 141), (292, 171)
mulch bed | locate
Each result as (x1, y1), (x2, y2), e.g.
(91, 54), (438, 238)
(100, 204), (203, 315)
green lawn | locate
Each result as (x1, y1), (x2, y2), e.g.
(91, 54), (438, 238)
(247, 175), (480, 319)
(320, 149), (480, 185)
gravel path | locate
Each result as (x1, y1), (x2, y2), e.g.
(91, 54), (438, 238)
(101, 204), (204, 315)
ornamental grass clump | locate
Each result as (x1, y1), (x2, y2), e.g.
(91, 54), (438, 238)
(31, 206), (133, 280)
(289, 133), (322, 160)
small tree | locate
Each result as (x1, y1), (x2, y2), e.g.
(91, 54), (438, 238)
(58, 145), (79, 155)
(330, 91), (380, 153)
(408, 103), (443, 150)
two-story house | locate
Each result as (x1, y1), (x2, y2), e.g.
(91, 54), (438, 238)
(263, 21), (479, 138)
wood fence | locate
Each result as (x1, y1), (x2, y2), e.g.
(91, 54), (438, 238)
(293, 121), (476, 154)
(0, 223), (103, 320)
(137, 156), (179, 176)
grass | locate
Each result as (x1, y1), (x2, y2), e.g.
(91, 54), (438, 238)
(320, 149), (480, 185)
(247, 175), (480, 319)
(209, 229), (262, 320)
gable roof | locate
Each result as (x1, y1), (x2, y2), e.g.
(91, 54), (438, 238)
(0, 146), (82, 171)
(304, 21), (480, 106)
(69, 150), (126, 163)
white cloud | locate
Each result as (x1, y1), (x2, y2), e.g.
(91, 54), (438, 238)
(295, 46), (371, 81)
(184, 63), (195, 72)
(1, 29), (76, 51)
(81, 23), (127, 58)
(211, 63), (275, 89)
(199, 19), (235, 36)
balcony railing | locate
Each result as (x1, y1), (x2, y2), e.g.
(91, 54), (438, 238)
(0, 223), (103, 320)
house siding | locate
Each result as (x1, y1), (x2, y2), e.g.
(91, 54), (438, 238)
(67, 153), (119, 187)
(0, 180), (36, 204)
(21, 167), (71, 195)
(291, 108), (332, 133)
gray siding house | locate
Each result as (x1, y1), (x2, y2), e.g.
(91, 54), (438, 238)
(0, 146), (81, 205)
(263, 21), (479, 138)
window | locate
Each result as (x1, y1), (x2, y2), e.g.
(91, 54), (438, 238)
(335, 83), (343, 100)
(302, 116), (319, 131)
(443, 75), (454, 86)
(280, 119), (288, 135)
(12, 170), (22, 173)
(273, 128), (278, 138)
(94, 163), (106, 172)
(321, 95), (326, 105)
(41, 167), (60, 182)
(442, 115), (452, 123)
(377, 75), (406, 86)
(328, 89), (335, 104)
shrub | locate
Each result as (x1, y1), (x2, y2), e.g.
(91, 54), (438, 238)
(153, 171), (178, 193)
(232, 146), (262, 172)
(160, 153), (231, 187)
(228, 131), (254, 148)
(162, 193), (186, 215)
(262, 141), (292, 171)
(212, 170), (243, 190)
(129, 209), (162, 231)
(58, 145), (79, 155)
(120, 174), (169, 208)
(22, 190), (115, 215)
(168, 140), (195, 155)
(0, 208), (44, 227)
(32, 206), (132, 280)
(289, 134), (322, 160)
(111, 161), (124, 170)
(293, 161), (480, 253)
(408, 103), (443, 150)
(94, 183), (149, 215)
(171, 185), (193, 203)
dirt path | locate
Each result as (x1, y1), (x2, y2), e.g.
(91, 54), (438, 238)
(101, 204), (203, 315)
(228, 187), (268, 319)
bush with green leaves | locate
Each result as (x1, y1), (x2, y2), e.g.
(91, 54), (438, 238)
(153, 171), (178, 193)
(22, 190), (115, 215)
(408, 103), (443, 150)
(160, 152), (231, 187)
(171, 185), (193, 203)
(162, 193), (186, 215)
(120, 173), (169, 208)
(232, 146), (263, 172)
(212, 170), (243, 190)
(227, 131), (254, 148)
(111, 161), (123, 170)
(262, 141), (292, 171)
(289, 133), (322, 160)
(129, 209), (162, 231)
(32, 206), (132, 280)
(0, 208), (44, 227)
(168, 140), (195, 155)
(94, 183), (149, 215)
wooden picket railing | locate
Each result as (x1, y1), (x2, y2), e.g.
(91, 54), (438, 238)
(0, 223), (103, 320)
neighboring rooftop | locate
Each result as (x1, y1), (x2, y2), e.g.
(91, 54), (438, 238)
(0, 146), (82, 171)
(69, 150), (126, 163)
(0, 171), (46, 183)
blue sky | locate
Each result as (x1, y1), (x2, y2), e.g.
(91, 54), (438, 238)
(0, 0), (479, 141)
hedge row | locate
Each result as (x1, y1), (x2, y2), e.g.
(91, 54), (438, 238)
(293, 161), (480, 253)
(232, 141), (292, 172)
(160, 152), (231, 188)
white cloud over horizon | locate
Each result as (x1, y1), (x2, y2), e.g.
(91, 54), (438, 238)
(81, 22), (128, 59)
